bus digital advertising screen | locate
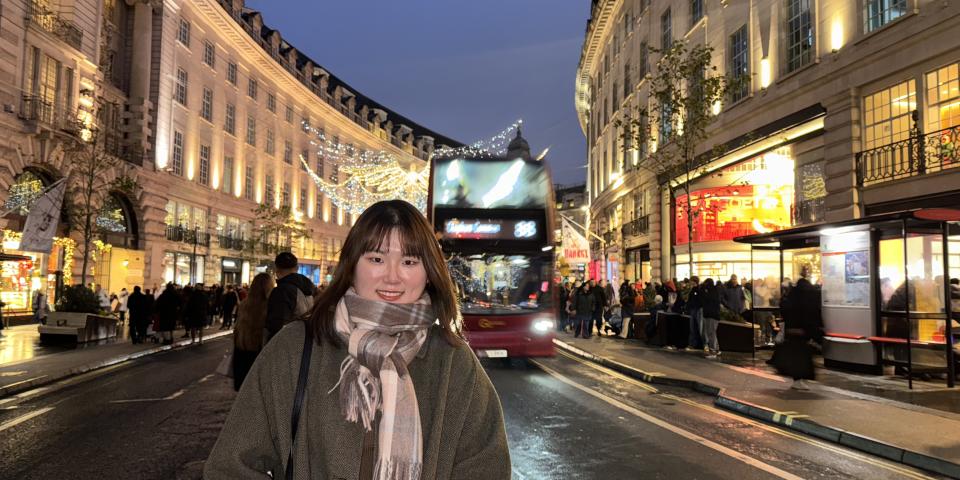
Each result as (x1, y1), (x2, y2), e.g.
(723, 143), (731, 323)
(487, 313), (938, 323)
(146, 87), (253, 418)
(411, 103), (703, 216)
(441, 217), (542, 241)
(432, 158), (550, 209)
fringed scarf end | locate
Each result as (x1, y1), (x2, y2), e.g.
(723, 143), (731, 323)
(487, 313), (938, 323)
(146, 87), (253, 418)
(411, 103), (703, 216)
(373, 459), (422, 480)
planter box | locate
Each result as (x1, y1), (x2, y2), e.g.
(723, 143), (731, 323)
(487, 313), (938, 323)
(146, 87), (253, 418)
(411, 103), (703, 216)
(39, 312), (119, 344)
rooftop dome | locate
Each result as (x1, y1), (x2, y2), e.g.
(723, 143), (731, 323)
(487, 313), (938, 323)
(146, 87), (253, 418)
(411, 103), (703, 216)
(507, 128), (531, 161)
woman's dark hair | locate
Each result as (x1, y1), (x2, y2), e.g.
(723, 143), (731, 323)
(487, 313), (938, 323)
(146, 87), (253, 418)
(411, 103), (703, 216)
(306, 200), (464, 347)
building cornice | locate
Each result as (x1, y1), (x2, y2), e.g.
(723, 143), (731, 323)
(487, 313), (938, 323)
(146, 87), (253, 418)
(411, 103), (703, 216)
(575, 0), (620, 135)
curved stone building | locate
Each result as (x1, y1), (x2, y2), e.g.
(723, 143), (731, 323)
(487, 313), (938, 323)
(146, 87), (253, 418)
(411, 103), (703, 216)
(0, 0), (459, 314)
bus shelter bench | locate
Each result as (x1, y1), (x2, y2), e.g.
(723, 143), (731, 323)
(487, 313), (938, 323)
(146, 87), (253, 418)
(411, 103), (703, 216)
(868, 336), (951, 374)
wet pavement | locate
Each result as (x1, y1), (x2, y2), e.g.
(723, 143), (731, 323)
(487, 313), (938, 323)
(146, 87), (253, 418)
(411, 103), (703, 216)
(0, 333), (944, 479)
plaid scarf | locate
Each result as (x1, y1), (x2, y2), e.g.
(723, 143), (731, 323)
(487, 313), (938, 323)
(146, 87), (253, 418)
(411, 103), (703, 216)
(332, 288), (434, 480)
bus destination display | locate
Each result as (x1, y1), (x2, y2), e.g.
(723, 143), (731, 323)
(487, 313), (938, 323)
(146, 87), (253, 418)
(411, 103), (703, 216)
(443, 218), (539, 241)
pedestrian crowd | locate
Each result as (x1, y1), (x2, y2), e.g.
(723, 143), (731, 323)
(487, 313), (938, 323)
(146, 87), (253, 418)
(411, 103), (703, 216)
(556, 270), (830, 390)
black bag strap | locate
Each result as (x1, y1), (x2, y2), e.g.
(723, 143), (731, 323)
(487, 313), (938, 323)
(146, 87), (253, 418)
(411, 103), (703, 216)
(285, 326), (313, 480)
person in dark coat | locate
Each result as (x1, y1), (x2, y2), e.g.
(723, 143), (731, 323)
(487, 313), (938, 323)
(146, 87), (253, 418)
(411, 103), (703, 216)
(591, 279), (607, 336)
(685, 276), (703, 350)
(126, 286), (151, 344)
(265, 252), (317, 342)
(572, 282), (597, 339)
(155, 283), (181, 345)
(220, 285), (239, 330)
(619, 280), (636, 336)
(558, 280), (570, 332)
(773, 268), (823, 389)
(700, 278), (722, 359)
(184, 285), (208, 342)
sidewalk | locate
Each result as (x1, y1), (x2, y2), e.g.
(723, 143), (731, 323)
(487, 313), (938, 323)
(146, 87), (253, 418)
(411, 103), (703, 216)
(555, 332), (960, 479)
(0, 323), (232, 398)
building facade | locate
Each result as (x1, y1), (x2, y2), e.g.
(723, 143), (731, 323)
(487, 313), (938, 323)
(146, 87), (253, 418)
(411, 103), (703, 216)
(577, 0), (960, 284)
(0, 0), (458, 315)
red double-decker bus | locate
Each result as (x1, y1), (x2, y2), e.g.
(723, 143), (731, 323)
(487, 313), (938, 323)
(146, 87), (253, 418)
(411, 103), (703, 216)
(428, 154), (557, 358)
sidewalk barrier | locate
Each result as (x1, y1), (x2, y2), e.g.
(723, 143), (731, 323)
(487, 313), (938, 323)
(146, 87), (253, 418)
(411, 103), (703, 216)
(0, 330), (233, 399)
(553, 338), (960, 479)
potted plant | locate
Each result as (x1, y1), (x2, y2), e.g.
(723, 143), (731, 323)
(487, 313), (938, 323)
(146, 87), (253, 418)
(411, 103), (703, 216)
(41, 285), (119, 344)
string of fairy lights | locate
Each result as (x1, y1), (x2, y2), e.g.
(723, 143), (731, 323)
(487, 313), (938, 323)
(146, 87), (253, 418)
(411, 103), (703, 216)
(300, 119), (523, 214)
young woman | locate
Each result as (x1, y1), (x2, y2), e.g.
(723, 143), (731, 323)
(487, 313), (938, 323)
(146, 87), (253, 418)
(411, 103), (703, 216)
(205, 200), (510, 480)
(231, 272), (275, 391)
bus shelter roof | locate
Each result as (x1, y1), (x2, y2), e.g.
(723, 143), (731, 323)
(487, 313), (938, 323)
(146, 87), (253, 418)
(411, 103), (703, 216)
(733, 208), (960, 247)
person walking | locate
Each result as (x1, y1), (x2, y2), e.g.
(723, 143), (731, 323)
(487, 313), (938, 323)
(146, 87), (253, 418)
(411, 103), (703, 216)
(231, 273), (275, 391)
(126, 286), (151, 344)
(774, 267), (823, 390)
(205, 200), (510, 479)
(700, 278), (722, 359)
(572, 282), (596, 339)
(184, 285), (208, 342)
(155, 283), (181, 345)
(220, 285), (239, 330)
(265, 252), (317, 342)
(685, 276), (704, 351)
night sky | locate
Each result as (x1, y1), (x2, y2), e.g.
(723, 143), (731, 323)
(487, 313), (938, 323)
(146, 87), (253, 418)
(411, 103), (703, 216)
(245, 0), (590, 186)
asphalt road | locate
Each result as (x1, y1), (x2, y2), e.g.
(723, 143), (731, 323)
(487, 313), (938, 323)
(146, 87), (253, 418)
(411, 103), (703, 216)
(0, 338), (944, 479)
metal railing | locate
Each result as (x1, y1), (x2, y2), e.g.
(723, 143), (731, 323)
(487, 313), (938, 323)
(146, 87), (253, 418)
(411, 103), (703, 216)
(621, 215), (650, 237)
(165, 226), (210, 246)
(217, 234), (244, 251)
(856, 113), (960, 186)
(28, 1), (83, 50)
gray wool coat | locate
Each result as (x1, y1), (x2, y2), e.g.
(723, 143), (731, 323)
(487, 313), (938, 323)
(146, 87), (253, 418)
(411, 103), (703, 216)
(204, 322), (511, 479)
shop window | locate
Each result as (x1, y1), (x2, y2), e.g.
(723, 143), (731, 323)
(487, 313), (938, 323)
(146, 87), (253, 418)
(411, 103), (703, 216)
(863, 79), (916, 149)
(926, 62), (960, 132)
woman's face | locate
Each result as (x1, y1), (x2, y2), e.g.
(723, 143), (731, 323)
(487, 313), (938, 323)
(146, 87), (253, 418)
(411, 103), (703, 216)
(354, 229), (428, 304)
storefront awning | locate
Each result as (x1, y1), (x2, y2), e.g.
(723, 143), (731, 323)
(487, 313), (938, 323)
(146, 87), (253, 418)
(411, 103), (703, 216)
(0, 252), (33, 262)
(734, 208), (960, 246)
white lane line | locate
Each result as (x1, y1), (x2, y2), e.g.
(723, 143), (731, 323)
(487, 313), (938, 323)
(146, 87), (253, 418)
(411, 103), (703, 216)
(532, 360), (805, 480)
(551, 354), (936, 480)
(109, 388), (187, 404)
(197, 374), (214, 384)
(1, 375), (48, 390)
(0, 407), (54, 433)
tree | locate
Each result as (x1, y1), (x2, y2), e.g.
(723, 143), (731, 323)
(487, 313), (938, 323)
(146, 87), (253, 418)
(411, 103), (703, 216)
(63, 109), (138, 286)
(249, 204), (310, 258)
(620, 40), (741, 278)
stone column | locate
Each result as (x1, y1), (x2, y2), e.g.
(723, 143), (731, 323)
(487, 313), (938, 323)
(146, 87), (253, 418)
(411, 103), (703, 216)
(822, 89), (863, 222)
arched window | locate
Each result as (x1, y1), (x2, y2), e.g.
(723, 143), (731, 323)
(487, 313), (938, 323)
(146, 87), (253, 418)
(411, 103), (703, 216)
(4, 171), (47, 215)
(97, 193), (139, 249)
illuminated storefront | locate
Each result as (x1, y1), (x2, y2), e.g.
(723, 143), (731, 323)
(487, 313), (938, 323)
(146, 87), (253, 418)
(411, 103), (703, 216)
(0, 231), (73, 316)
(672, 146), (798, 281)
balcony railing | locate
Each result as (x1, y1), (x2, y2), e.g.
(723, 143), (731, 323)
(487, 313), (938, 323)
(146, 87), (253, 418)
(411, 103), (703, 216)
(856, 116), (960, 187)
(165, 226), (210, 246)
(28, 1), (83, 50)
(621, 215), (650, 237)
(603, 231), (615, 245)
(217, 234), (245, 251)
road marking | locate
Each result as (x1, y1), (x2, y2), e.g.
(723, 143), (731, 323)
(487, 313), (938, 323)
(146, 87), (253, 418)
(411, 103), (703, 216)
(0, 371), (27, 377)
(0, 407), (54, 432)
(197, 374), (214, 384)
(550, 352), (937, 480)
(110, 388), (186, 404)
(1, 375), (48, 390)
(532, 359), (805, 480)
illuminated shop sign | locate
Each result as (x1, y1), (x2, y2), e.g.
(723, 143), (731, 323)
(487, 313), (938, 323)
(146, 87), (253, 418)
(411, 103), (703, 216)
(674, 149), (796, 245)
(443, 218), (539, 241)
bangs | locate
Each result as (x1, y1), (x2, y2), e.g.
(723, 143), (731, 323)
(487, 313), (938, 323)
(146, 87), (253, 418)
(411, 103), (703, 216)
(358, 218), (428, 259)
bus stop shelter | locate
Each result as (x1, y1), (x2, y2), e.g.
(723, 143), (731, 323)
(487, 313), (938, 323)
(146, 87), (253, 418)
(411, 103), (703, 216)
(735, 208), (959, 389)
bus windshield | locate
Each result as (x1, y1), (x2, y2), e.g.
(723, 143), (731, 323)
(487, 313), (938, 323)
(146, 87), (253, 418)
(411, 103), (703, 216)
(448, 253), (550, 315)
(432, 158), (550, 209)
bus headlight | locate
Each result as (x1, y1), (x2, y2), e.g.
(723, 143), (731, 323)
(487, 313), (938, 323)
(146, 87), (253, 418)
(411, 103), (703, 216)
(532, 319), (554, 333)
